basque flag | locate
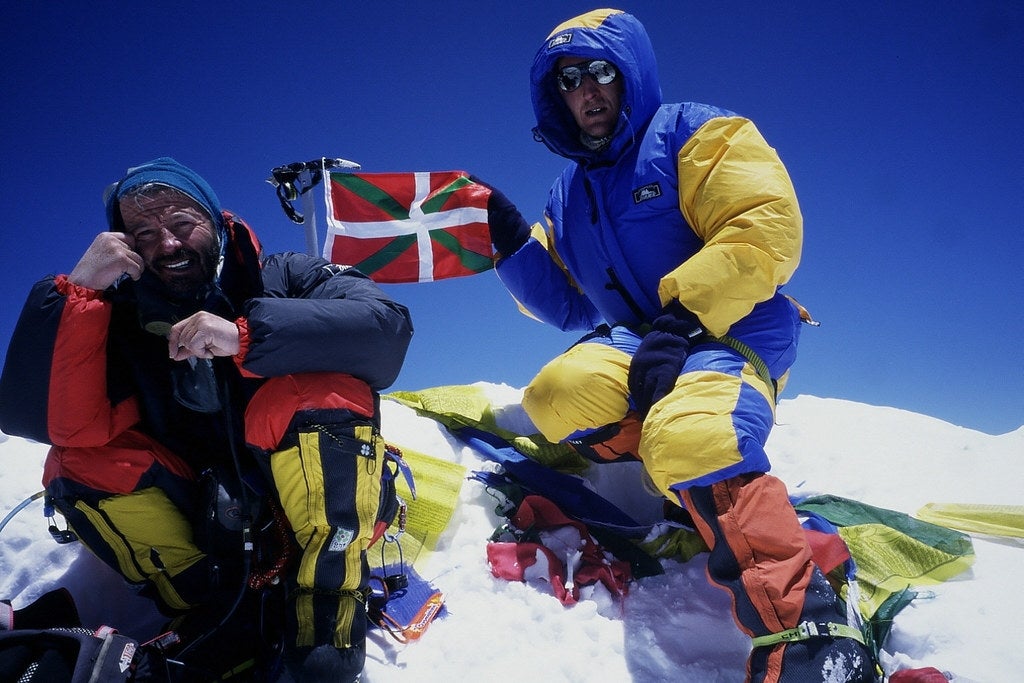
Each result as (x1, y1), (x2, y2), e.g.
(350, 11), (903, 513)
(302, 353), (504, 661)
(323, 171), (495, 283)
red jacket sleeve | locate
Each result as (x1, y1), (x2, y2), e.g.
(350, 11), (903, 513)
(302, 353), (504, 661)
(45, 276), (141, 446)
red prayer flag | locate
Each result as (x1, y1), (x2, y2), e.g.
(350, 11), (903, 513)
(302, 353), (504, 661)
(323, 171), (495, 283)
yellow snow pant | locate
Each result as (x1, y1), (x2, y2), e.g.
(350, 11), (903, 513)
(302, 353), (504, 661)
(522, 330), (780, 492)
(43, 429), (211, 614)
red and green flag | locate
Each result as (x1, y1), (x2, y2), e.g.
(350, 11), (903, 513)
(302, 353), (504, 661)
(323, 171), (495, 283)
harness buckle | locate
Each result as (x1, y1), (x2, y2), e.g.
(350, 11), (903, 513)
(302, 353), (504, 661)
(751, 620), (866, 649)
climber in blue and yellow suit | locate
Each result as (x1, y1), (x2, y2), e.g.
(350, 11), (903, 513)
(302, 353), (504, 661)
(482, 9), (876, 682)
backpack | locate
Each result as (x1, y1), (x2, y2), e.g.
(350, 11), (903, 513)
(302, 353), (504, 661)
(0, 588), (145, 682)
(0, 625), (140, 682)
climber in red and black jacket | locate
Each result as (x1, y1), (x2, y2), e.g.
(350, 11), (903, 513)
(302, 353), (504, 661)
(0, 157), (414, 682)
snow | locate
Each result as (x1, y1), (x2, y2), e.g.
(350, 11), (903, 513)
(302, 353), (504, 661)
(1, 383), (1021, 682)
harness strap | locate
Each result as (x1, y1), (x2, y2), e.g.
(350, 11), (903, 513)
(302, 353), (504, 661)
(709, 334), (777, 403)
(750, 620), (865, 649)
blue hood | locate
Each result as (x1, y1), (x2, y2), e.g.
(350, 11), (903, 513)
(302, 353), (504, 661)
(530, 9), (662, 163)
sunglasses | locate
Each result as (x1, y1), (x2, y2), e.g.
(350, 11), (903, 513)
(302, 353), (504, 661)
(555, 60), (618, 92)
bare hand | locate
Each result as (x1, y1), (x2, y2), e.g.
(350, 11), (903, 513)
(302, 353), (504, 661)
(68, 232), (144, 290)
(167, 311), (240, 360)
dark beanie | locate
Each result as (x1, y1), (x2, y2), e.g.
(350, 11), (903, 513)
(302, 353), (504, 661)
(103, 157), (225, 247)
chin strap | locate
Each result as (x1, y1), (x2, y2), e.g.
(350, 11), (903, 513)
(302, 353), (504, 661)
(751, 621), (866, 649)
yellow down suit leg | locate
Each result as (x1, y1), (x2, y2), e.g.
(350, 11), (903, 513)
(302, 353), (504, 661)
(523, 293), (800, 491)
(523, 293), (872, 681)
(244, 373), (387, 671)
(266, 415), (382, 654)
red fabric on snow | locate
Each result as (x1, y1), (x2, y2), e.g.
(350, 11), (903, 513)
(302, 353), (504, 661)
(486, 495), (632, 605)
(889, 668), (949, 682)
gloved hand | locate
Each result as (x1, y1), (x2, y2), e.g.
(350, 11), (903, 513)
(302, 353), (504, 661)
(628, 300), (705, 417)
(470, 175), (530, 257)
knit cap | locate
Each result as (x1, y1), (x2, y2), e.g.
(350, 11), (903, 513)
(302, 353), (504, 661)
(103, 157), (225, 247)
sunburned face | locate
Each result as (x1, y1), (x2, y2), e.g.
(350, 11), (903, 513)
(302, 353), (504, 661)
(119, 187), (219, 297)
(556, 56), (624, 139)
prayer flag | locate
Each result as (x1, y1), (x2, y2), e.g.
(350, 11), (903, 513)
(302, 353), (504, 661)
(323, 171), (494, 283)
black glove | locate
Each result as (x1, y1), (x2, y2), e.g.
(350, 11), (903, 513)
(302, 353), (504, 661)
(628, 301), (705, 417)
(470, 175), (530, 257)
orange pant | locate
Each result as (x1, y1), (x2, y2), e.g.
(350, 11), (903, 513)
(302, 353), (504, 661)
(682, 474), (872, 682)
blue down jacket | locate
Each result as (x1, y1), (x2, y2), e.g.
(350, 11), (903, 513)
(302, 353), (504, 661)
(497, 9), (802, 340)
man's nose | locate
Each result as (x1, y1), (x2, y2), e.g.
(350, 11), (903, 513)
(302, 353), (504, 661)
(579, 75), (602, 95)
(155, 226), (184, 251)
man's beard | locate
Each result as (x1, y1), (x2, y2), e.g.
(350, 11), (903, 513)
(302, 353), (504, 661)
(135, 241), (220, 338)
(149, 242), (219, 299)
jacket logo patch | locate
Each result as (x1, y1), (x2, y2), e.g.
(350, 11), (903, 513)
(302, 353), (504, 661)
(548, 32), (573, 49)
(633, 183), (662, 203)
(328, 527), (355, 552)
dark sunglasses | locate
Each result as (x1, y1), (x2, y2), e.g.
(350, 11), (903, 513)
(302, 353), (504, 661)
(555, 60), (618, 92)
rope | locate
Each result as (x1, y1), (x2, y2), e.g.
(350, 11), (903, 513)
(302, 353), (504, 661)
(709, 333), (777, 403)
(0, 490), (46, 538)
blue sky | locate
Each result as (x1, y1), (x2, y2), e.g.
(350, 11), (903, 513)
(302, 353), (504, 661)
(2, 1), (1021, 435)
